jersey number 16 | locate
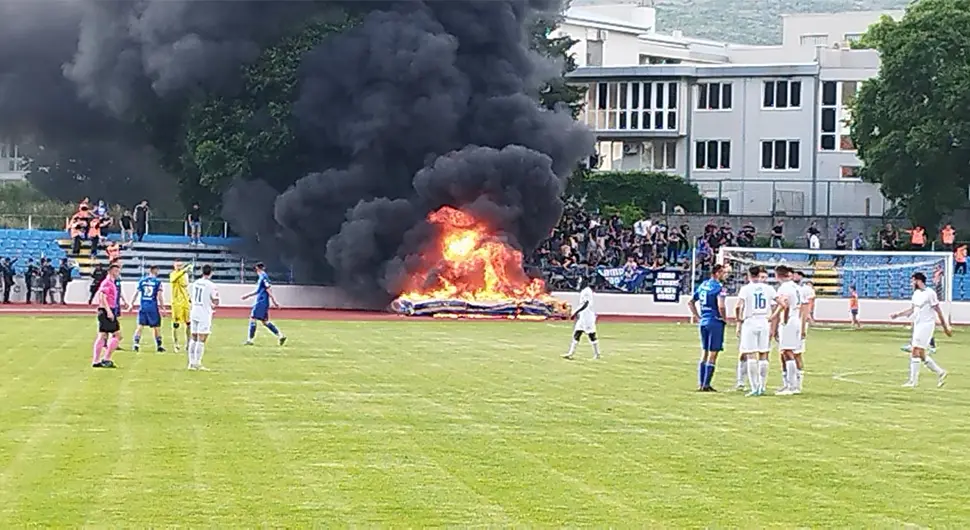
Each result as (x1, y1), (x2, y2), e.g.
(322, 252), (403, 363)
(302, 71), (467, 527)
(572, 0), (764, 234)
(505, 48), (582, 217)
(754, 292), (766, 309)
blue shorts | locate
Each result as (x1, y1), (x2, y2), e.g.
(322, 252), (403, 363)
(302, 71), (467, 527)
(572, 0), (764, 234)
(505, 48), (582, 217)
(138, 309), (161, 328)
(850, 309), (858, 316)
(699, 321), (725, 352)
(251, 303), (269, 321)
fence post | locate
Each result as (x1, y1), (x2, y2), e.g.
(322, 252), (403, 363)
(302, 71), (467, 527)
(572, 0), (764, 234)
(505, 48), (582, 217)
(27, 215), (32, 230)
(240, 259), (245, 283)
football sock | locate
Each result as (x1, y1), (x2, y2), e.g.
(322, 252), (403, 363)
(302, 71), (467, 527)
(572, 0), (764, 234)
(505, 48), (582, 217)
(796, 369), (804, 391)
(567, 340), (577, 356)
(924, 356), (945, 375)
(187, 340), (197, 365)
(909, 357), (921, 384)
(930, 337), (936, 348)
(248, 321), (257, 340)
(133, 333), (141, 347)
(104, 336), (119, 361)
(758, 360), (769, 391)
(784, 360), (798, 389)
(698, 361), (707, 387)
(264, 321), (281, 336)
(196, 343), (205, 365)
(746, 358), (760, 391)
(591, 340), (600, 357)
(155, 336), (163, 349)
(703, 362), (716, 388)
(736, 359), (746, 387)
(92, 336), (105, 364)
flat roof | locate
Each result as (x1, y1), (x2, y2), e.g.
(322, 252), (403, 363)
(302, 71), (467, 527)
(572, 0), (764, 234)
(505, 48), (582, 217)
(568, 63), (820, 80)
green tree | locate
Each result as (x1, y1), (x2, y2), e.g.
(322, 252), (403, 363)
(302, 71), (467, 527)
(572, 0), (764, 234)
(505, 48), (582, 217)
(530, 5), (586, 117)
(574, 170), (704, 216)
(851, 0), (970, 229)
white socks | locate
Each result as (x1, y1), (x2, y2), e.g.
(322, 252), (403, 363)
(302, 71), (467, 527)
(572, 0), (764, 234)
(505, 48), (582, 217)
(591, 341), (601, 358)
(758, 360), (769, 392)
(737, 359), (746, 387)
(785, 360), (798, 389)
(187, 340), (205, 367)
(745, 358), (760, 391)
(909, 358), (920, 384)
(924, 356), (944, 376)
(567, 340), (577, 356)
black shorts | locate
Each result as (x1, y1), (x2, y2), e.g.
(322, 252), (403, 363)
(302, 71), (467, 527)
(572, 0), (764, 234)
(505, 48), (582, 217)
(98, 309), (120, 334)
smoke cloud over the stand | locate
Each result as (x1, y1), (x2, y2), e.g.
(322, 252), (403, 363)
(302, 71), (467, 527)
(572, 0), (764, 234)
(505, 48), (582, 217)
(0, 0), (592, 304)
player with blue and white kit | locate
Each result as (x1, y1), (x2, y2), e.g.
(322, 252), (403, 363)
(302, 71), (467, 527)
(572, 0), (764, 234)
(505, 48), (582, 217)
(734, 265), (780, 396)
(130, 265), (166, 352)
(688, 264), (729, 392)
(242, 262), (287, 346)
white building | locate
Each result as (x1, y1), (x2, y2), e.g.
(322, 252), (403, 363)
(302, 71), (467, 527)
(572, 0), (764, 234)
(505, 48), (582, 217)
(0, 140), (26, 181)
(557, 4), (904, 216)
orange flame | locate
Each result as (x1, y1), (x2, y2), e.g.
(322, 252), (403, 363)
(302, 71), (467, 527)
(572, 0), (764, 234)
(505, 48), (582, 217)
(398, 206), (562, 308)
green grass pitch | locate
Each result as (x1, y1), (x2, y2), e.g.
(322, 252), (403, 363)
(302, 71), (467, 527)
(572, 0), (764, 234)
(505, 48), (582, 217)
(1, 315), (970, 527)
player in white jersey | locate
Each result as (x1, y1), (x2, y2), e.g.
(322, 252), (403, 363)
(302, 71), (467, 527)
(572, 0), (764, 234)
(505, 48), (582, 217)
(563, 277), (601, 360)
(734, 266), (781, 396)
(774, 265), (807, 395)
(792, 271), (815, 367)
(188, 264), (220, 370)
(890, 272), (950, 388)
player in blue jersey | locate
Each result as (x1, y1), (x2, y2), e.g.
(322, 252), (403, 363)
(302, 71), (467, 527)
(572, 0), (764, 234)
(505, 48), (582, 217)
(241, 262), (286, 346)
(687, 264), (730, 391)
(130, 265), (166, 352)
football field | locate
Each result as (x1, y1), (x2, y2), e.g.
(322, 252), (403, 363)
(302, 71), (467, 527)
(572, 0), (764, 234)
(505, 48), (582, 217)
(1, 314), (969, 527)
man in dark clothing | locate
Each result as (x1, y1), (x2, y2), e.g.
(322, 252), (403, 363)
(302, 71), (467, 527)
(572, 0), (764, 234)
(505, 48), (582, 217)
(834, 222), (848, 251)
(1, 257), (16, 303)
(133, 200), (150, 242)
(40, 258), (56, 305)
(89, 263), (107, 305)
(58, 258), (73, 304)
(737, 222), (756, 247)
(24, 259), (37, 304)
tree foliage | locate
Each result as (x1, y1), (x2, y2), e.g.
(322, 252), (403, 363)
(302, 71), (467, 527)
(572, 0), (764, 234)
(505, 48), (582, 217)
(851, 0), (970, 228)
(572, 170), (704, 216)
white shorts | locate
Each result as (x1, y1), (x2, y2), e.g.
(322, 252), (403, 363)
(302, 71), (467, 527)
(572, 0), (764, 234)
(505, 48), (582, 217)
(574, 314), (597, 334)
(190, 310), (213, 335)
(778, 319), (802, 351)
(911, 322), (935, 349)
(739, 320), (770, 354)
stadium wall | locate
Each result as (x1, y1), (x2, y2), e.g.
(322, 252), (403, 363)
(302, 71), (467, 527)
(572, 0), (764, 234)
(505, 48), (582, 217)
(10, 282), (969, 324)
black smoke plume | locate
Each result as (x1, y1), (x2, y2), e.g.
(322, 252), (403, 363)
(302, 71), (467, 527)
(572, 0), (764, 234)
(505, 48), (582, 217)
(0, 0), (592, 304)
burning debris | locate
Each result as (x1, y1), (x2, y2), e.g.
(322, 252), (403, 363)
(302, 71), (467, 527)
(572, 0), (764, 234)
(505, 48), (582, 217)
(391, 206), (569, 319)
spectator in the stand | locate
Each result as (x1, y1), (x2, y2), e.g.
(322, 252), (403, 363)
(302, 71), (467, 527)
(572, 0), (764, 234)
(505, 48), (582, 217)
(852, 232), (867, 251)
(808, 230), (821, 250)
(88, 216), (104, 257)
(120, 209), (134, 244)
(40, 258), (55, 305)
(941, 223), (956, 251)
(24, 258), (37, 304)
(666, 226), (682, 263)
(106, 241), (122, 263)
(716, 222), (735, 249)
(633, 216), (649, 238)
(188, 203), (203, 245)
(737, 221), (756, 247)
(58, 258), (72, 304)
(806, 221), (821, 248)
(678, 223), (690, 255)
(654, 223), (668, 261)
(1, 257), (15, 303)
(879, 223), (898, 250)
(955, 244), (967, 275)
(68, 204), (93, 255)
(94, 199), (108, 219)
(770, 219), (785, 248)
(134, 200), (150, 242)
(834, 222), (848, 250)
(907, 225), (926, 250)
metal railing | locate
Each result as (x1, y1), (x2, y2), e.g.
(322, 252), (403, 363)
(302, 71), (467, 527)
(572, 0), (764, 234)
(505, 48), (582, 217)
(0, 214), (233, 238)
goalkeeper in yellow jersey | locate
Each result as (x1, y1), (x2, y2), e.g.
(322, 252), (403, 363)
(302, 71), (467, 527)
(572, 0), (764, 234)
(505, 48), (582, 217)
(169, 260), (193, 352)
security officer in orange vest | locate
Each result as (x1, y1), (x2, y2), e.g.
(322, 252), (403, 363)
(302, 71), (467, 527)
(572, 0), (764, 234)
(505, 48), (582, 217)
(907, 225), (926, 250)
(941, 224), (956, 251)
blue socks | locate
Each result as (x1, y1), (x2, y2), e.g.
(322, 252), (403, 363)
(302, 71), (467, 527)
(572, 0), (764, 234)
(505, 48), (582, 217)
(265, 322), (280, 336)
(248, 321), (257, 340)
(698, 361), (716, 388)
(155, 336), (163, 349)
(133, 334), (141, 346)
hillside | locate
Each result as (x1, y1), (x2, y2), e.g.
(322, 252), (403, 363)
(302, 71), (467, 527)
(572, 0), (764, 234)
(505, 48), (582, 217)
(576, 0), (910, 44)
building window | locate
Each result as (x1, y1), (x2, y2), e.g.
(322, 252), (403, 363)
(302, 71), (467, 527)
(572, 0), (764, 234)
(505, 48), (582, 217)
(694, 140), (730, 170)
(799, 34), (828, 47)
(844, 33), (863, 44)
(762, 80), (802, 109)
(583, 81), (678, 132)
(820, 81), (857, 151)
(840, 166), (861, 179)
(761, 140), (800, 170)
(696, 82), (732, 110)
(586, 40), (604, 67)
(646, 140), (677, 170)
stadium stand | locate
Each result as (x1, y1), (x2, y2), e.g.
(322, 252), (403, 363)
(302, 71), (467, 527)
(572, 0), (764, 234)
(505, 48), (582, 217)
(0, 229), (74, 276)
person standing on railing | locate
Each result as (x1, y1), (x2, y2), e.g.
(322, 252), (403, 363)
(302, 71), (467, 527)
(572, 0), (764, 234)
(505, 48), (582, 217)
(879, 223), (898, 250)
(834, 222), (848, 251)
(119, 209), (134, 244)
(770, 219), (784, 248)
(187, 203), (203, 246)
(133, 200), (150, 242)
(906, 225), (926, 251)
(88, 216), (103, 257)
(941, 224), (956, 251)
(955, 245), (967, 275)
